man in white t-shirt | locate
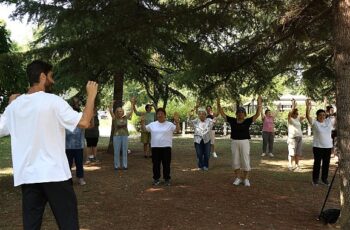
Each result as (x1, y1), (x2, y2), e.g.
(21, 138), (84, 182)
(0, 60), (98, 230)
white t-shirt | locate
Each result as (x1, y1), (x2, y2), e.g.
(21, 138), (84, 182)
(0, 92), (82, 186)
(145, 121), (176, 148)
(288, 117), (303, 138)
(312, 118), (333, 148)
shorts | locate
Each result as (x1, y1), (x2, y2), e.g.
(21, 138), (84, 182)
(210, 130), (215, 144)
(86, 137), (99, 147)
(141, 131), (151, 144)
(231, 139), (251, 171)
(287, 136), (302, 156)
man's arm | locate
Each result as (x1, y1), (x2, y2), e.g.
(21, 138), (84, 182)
(78, 81), (98, 129)
(132, 98), (143, 116)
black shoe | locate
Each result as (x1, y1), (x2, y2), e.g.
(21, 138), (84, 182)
(164, 179), (171, 186)
(152, 179), (161, 186)
(122, 167), (128, 170)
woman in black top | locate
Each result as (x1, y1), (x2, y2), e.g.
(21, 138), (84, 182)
(217, 96), (262, 186)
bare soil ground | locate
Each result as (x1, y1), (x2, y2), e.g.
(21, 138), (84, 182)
(0, 136), (340, 230)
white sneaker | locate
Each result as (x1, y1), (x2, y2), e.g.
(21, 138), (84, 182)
(261, 153), (266, 157)
(212, 152), (218, 158)
(268, 153), (274, 157)
(233, 178), (242, 186)
(243, 179), (250, 187)
(78, 178), (86, 185)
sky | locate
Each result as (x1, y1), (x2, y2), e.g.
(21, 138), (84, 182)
(0, 4), (34, 45)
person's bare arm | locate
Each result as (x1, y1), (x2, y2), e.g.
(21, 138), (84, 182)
(126, 97), (136, 119)
(305, 99), (312, 124)
(78, 81), (98, 128)
(173, 113), (181, 133)
(261, 109), (265, 121)
(108, 101), (116, 120)
(133, 98), (144, 116)
(288, 99), (296, 123)
(252, 95), (262, 122)
(216, 98), (227, 120)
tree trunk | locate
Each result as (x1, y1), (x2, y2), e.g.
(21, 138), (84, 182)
(334, 0), (350, 228)
(107, 72), (124, 154)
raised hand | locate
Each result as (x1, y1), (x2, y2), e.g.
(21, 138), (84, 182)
(173, 112), (180, 123)
(130, 96), (136, 104)
(257, 95), (262, 106)
(86, 81), (98, 99)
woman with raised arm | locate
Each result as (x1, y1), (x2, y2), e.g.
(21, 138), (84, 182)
(287, 99), (305, 171)
(261, 108), (276, 157)
(141, 108), (180, 186)
(188, 107), (214, 171)
(217, 96), (262, 187)
(109, 98), (135, 170)
(306, 99), (332, 186)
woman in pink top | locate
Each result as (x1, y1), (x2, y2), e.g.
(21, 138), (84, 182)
(261, 109), (275, 157)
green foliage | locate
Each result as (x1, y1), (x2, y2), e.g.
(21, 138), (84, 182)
(0, 21), (27, 112)
(0, 136), (12, 169)
(0, 20), (11, 53)
(0, 0), (335, 111)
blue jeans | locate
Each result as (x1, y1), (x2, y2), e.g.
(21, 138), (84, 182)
(194, 140), (211, 168)
(113, 136), (128, 169)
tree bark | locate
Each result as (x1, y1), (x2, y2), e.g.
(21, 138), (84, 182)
(334, 0), (350, 228)
(107, 72), (124, 154)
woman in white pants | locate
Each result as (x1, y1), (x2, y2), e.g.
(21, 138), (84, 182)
(217, 96), (262, 186)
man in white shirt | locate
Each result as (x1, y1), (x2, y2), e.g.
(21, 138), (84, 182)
(0, 60), (98, 230)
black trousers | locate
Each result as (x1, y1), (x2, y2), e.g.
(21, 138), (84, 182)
(152, 147), (171, 180)
(312, 147), (332, 183)
(21, 179), (79, 230)
(66, 149), (84, 178)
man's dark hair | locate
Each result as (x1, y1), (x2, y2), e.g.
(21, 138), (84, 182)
(26, 60), (53, 86)
(316, 109), (326, 116)
(145, 104), (152, 110)
(156, 108), (166, 116)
